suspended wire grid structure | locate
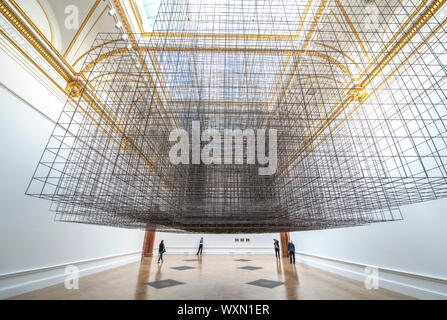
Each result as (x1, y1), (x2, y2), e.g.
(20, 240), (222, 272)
(27, 0), (447, 233)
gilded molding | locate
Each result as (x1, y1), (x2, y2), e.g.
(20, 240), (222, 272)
(0, 0), (71, 82)
(65, 80), (84, 98)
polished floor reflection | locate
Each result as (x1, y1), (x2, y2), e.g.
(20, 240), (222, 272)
(10, 255), (413, 300)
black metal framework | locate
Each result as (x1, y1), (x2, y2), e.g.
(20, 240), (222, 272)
(27, 0), (447, 233)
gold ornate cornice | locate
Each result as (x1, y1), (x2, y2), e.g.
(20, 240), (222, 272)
(112, 0), (135, 40)
(0, 0), (169, 181)
(0, 28), (65, 93)
(7, 0), (81, 76)
(0, 0), (72, 82)
(65, 80), (85, 98)
(350, 84), (367, 102)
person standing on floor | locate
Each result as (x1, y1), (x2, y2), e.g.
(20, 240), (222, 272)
(273, 239), (280, 259)
(287, 240), (295, 264)
(196, 237), (204, 255)
(158, 240), (166, 263)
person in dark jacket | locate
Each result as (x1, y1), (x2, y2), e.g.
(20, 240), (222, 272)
(196, 237), (204, 255)
(158, 240), (166, 263)
(273, 239), (280, 259)
(287, 241), (295, 264)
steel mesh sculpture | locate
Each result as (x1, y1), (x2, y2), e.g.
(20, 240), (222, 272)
(27, 0), (447, 233)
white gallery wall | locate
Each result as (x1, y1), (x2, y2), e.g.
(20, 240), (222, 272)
(291, 199), (447, 299)
(153, 233), (279, 255)
(0, 49), (146, 299)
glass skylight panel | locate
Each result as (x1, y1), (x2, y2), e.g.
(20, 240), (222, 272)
(141, 0), (161, 30)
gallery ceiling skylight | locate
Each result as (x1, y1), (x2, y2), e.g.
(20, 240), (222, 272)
(140, 0), (161, 30)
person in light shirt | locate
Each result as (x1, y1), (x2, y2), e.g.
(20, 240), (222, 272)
(196, 237), (204, 255)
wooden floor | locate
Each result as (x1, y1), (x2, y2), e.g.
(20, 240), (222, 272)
(10, 255), (413, 300)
